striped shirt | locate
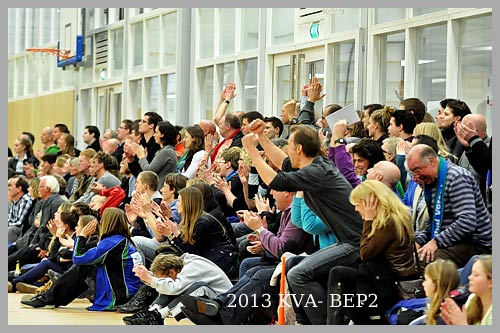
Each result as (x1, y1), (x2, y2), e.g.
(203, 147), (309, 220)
(415, 162), (491, 248)
(8, 193), (33, 227)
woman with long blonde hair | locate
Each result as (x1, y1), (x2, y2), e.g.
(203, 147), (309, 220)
(413, 122), (454, 161)
(327, 180), (418, 324)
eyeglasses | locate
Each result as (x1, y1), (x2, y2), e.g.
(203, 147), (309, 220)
(139, 119), (150, 124)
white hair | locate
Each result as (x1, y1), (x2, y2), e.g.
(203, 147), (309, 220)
(40, 175), (60, 194)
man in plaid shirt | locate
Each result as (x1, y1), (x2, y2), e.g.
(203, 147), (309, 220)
(8, 175), (33, 244)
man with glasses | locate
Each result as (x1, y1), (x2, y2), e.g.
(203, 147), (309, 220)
(406, 144), (491, 268)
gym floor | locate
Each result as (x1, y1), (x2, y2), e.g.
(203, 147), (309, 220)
(7, 292), (194, 325)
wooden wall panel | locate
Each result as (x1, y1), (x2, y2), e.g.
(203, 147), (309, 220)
(8, 91), (75, 154)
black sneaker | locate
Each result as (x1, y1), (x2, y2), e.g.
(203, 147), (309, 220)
(123, 309), (164, 325)
(122, 308), (151, 324)
(20, 294), (55, 308)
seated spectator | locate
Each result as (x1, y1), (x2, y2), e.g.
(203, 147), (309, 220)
(8, 175), (33, 243)
(72, 208), (142, 311)
(407, 144), (491, 267)
(326, 180), (418, 324)
(122, 253), (233, 325)
(422, 259), (461, 325)
(440, 255), (492, 325)
(177, 125), (210, 179)
(8, 137), (39, 176)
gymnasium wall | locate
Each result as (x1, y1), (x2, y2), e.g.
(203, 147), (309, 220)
(8, 90), (75, 154)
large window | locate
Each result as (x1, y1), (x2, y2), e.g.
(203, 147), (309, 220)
(241, 9), (259, 50)
(146, 17), (160, 70)
(131, 22), (144, 72)
(111, 28), (124, 77)
(199, 9), (214, 59)
(162, 13), (177, 67)
(198, 66), (214, 119)
(130, 79), (143, 118)
(162, 73), (176, 119)
(333, 41), (356, 106)
(416, 24), (447, 105)
(272, 9), (294, 45)
(240, 58), (258, 111)
(382, 31), (405, 106)
(458, 15), (492, 118)
(413, 8), (446, 16)
(145, 76), (159, 113)
(220, 9), (235, 55)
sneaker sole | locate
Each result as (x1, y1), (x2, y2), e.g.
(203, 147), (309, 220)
(20, 302), (55, 309)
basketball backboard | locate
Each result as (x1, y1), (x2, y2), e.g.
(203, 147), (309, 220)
(58, 8), (83, 68)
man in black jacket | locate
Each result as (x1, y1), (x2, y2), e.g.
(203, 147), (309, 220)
(242, 121), (363, 324)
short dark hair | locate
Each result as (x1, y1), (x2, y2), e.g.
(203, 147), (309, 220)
(54, 124), (70, 134)
(413, 135), (439, 154)
(264, 116), (284, 136)
(392, 109), (417, 135)
(241, 111), (264, 123)
(41, 153), (58, 164)
(323, 104), (343, 117)
(164, 173), (188, 199)
(400, 98), (426, 124)
(351, 138), (385, 169)
(446, 100), (471, 120)
(144, 112), (163, 129)
(121, 119), (134, 131)
(157, 121), (178, 147)
(22, 131), (35, 145)
(94, 151), (118, 172)
(289, 125), (321, 158)
(224, 114), (241, 130)
(12, 175), (29, 193)
(138, 171), (159, 191)
(439, 98), (456, 110)
(363, 103), (384, 117)
(85, 125), (100, 140)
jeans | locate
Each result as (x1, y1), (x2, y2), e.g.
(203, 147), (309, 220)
(217, 265), (279, 324)
(13, 258), (67, 286)
(286, 243), (360, 325)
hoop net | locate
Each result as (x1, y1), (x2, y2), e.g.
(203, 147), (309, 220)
(25, 48), (71, 78)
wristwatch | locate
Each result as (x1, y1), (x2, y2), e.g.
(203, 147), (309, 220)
(255, 226), (266, 236)
(224, 99), (230, 104)
(290, 118), (299, 125)
(334, 138), (347, 145)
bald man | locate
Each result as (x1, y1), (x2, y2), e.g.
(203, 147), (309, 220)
(366, 161), (401, 192)
(455, 113), (491, 211)
(406, 144), (491, 267)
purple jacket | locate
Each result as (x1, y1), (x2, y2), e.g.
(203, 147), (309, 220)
(259, 204), (314, 257)
(328, 145), (361, 188)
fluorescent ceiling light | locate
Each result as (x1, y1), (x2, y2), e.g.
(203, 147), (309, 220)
(244, 85), (257, 90)
(400, 59), (438, 66)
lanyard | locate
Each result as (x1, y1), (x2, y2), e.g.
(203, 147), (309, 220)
(424, 157), (447, 238)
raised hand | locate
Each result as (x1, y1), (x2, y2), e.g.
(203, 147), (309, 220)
(124, 203), (138, 224)
(301, 83), (310, 97)
(254, 193), (271, 213)
(222, 82), (237, 101)
(248, 119), (265, 135)
(362, 193), (378, 221)
(47, 219), (58, 236)
(307, 77), (326, 103)
(80, 219), (98, 238)
(283, 99), (298, 120)
(214, 174), (230, 193)
(242, 133), (259, 151)
(238, 162), (250, 185)
(243, 210), (264, 230)
(396, 139), (410, 155)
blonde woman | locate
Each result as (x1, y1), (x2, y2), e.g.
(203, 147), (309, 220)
(413, 122), (455, 161)
(327, 180), (418, 324)
(440, 255), (492, 325)
(367, 106), (396, 144)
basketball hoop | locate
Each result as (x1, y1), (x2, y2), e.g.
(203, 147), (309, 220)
(25, 48), (71, 78)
